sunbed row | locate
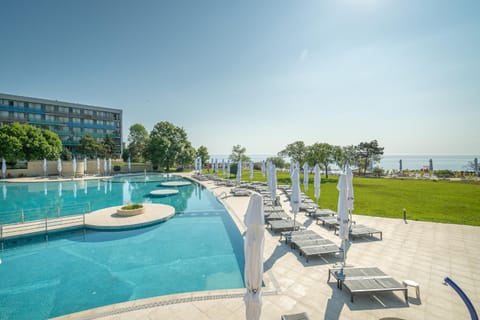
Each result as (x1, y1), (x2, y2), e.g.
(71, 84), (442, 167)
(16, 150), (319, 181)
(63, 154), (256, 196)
(281, 229), (342, 262)
(328, 266), (408, 304)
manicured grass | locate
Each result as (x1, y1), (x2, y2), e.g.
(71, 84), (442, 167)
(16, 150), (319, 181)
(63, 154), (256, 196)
(222, 170), (480, 226)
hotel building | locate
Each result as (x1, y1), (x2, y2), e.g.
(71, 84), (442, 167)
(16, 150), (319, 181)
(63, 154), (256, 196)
(0, 93), (122, 157)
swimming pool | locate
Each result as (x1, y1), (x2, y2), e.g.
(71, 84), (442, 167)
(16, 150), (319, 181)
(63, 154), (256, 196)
(0, 175), (245, 319)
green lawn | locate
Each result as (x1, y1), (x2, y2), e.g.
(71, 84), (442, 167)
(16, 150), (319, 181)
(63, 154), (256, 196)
(226, 170), (480, 226)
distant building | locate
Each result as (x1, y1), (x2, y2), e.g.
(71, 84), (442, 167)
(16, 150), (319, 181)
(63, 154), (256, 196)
(0, 93), (122, 157)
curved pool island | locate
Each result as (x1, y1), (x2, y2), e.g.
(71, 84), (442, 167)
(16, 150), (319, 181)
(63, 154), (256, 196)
(159, 181), (192, 187)
(85, 203), (175, 230)
(149, 189), (179, 197)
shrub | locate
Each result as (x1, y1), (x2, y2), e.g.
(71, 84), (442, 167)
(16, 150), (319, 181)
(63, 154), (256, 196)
(121, 203), (143, 210)
(435, 170), (455, 178)
(372, 167), (384, 177)
(176, 167), (184, 172)
(113, 165), (121, 172)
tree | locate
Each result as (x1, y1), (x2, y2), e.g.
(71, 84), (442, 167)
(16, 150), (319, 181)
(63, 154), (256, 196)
(41, 129), (63, 159)
(177, 141), (196, 170)
(102, 135), (116, 158)
(305, 143), (336, 178)
(464, 159), (479, 176)
(278, 141), (307, 165)
(127, 124), (149, 162)
(356, 140), (384, 175)
(338, 145), (358, 169)
(121, 144), (130, 162)
(146, 121), (190, 171)
(266, 156), (286, 169)
(0, 133), (23, 162)
(0, 122), (62, 160)
(229, 144), (250, 163)
(79, 134), (104, 159)
(197, 146), (209, 167)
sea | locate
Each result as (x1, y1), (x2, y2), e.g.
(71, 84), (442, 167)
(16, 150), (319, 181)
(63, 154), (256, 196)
(210, 154), (479, 172)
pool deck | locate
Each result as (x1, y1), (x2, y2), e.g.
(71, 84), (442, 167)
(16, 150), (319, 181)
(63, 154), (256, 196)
(6, 172), (473, 319)
(1, 204), (175, 239)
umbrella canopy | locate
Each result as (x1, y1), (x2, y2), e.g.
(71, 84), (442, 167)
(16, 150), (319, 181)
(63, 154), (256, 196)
(399, 159), (403, 172)
(97, 157), (100, 175)
(429, 158), (433, 172)
(237, 160), (242, 184)
(222, 159), (225, 175)
(43, 158), (47, 177)
(227, 160), (231, 177)
(290, 166), (301, 228)
(303, 163), (309, 192)
(84, 157), (88, 175)
(128, 156), (132, 173)
(346, 165), (354, 212)
(314, 164), (321, 202)
(243, 193), (265, 320)
(108, 158), (112, 174)
(268, 163), (277, 203)
(249, 161), (254, 180)
(2, 158), (7, 179)
(72, 157), (77, 177)
(475, 158), (478, 176)
(104, 158), (107, 176)
(57, 158), (62, 176)
(337, 172), (351, 265)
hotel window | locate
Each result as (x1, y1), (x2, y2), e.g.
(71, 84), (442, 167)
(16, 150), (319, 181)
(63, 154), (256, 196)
(84, 109), (93, 116)
(14, 101), (25, 107)
(72, 108), (81, 115)
(58, 116), (68, 123)
(13, 112), (25, 119)
(0, 111), (8, 117)
(28, 114), (41, 120)
(58, 106), (69, 114)
(28, 103), (42, 110)
(73, 127), (81, 132)
(45, 105), (56, 112)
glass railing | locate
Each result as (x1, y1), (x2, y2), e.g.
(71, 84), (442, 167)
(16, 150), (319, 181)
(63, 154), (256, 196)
(28, 119), (63, 126)
(0, 104), (45, 115)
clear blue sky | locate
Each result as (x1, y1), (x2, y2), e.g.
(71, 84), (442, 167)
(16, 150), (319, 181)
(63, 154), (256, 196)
(1, 0), (479, 155)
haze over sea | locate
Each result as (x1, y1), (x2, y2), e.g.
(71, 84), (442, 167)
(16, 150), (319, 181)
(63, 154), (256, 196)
(210, 154), (478, 172)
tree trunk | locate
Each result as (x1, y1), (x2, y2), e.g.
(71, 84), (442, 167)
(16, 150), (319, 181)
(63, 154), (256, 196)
(323, 162), (329, 178)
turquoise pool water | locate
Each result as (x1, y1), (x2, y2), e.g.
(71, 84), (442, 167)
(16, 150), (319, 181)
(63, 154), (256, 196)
(0, 175), (244, 319)
(0, 174), (208, 223)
